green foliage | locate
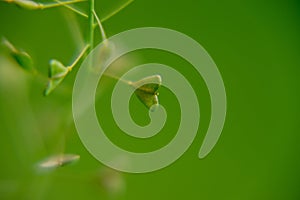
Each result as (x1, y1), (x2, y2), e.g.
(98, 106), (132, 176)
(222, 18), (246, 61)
(2, 0), (141, 101)
(1, 0), (161, 176)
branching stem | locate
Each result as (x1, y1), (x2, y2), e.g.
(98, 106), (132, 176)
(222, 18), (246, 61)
(54, 0), (88, 17)
(102, 0), (134, 22)
(41, 0), (86, 9)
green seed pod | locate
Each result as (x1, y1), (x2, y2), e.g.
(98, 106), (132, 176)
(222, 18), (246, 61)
(132, 75), (162, 111)
(5, 0), (41, 10)
(48, 59), (68, 78)
(11, 50), (34, 72)
(44, 59), (69, 96)
(2, 37), (35, 72)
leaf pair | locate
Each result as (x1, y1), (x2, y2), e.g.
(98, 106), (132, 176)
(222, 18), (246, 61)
(132, 75), (162, 111)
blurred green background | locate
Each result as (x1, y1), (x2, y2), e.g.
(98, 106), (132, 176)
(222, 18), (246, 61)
(0, 0), (300, 199)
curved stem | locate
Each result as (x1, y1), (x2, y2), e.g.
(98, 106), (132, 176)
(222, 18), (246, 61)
(93, 10), (107, 41)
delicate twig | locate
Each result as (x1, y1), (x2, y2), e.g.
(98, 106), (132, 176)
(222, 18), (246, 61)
(68, 44), (90, 70)
(54, 0), (88, 18)
(1, 37), (17, 52)
(42, 0), (86, 9)
(103, 73), (132, 85)
(93, 10), (107, 41)
(101, 0), (134, 22)
(52, 0), (134, 22)
(93, 0), (134, 28)
(88, 0), (95, 51)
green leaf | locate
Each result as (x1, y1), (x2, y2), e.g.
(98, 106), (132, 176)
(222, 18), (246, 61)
(44, 59), (69, 96)
(132, 75), (162, 111)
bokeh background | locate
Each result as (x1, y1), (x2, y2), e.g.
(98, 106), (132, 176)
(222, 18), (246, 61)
(0, 0), (300, 199)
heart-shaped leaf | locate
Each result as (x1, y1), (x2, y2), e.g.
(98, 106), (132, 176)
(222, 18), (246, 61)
(44, 59), (69, 96)
(132, 75), (162, 111)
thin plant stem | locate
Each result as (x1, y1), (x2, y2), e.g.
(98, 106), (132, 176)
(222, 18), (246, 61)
(93, 10), (107, 41)
(2, 37), (17, 52)
(88, 0), (94, 51)
(50, 44), (89, 79)
(103, 73), (132, 85)
(41, 0), (86, 9)
(101, 0), (134, 22)
(50, 0), (133, 21)
(93, 0), (134, 28)
(68, 44), (90, 70)
(54, 0), (88, 18)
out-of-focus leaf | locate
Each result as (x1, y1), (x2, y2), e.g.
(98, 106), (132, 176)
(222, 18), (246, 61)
(37, 154), (80, 171)
(2, 37), (35, 73)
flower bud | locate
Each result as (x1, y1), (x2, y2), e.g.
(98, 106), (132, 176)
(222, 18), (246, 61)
(48, 59), (68, 78)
